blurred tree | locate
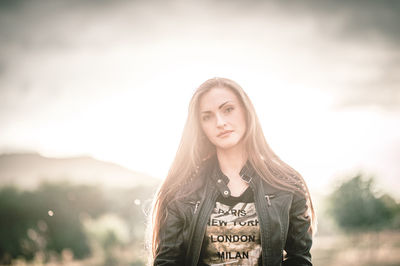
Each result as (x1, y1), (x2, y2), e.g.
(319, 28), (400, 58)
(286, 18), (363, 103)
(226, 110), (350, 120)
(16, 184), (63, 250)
(0, 182), (108, 264)
(36, 182), (109, 260)
(0, 187), (40, 263)
(0, 182), (157, 265)
(327, 174), (397, 232)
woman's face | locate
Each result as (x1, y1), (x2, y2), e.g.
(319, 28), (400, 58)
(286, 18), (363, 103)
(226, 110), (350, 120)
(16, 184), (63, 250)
(199, 87), (247, 152)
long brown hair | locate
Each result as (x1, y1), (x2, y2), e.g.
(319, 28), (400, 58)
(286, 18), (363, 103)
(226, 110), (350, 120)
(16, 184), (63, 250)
(149, 77), (316, 260)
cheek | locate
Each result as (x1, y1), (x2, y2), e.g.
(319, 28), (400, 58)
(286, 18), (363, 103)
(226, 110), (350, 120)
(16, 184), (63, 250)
(201, 123), (213, 138)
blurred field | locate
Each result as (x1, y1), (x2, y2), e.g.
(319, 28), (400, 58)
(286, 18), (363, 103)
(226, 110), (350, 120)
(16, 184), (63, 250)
(312, 230), (400, 266)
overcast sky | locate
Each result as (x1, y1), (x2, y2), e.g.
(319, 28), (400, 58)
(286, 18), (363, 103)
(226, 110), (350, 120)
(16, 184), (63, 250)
(0, 0), (399, 198)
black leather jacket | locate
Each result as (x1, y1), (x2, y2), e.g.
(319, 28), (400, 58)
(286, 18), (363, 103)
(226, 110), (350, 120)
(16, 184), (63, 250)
(154, 158), (313, 266)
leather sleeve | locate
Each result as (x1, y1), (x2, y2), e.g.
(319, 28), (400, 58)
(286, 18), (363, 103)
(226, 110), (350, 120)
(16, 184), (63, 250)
(153, 201), (185, 266)
(283, 192), (313, 266)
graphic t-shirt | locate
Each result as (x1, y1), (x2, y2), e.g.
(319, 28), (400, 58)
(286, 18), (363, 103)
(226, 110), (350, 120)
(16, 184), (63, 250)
(200, 186), (262, 266)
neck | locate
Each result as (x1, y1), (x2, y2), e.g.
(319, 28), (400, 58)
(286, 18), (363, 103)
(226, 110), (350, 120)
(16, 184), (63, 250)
(216, 143), (247, 177)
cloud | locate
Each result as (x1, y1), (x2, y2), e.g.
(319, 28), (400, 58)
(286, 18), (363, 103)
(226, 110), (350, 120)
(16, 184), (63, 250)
(2, 0), (399, 44)
(272, 0), (400, 46)
(0, 0), (399, 112)
(267, 0), (400, 110)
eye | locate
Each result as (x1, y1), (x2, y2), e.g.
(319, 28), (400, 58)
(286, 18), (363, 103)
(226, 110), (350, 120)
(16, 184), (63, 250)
(224, 106), (234, 113)
(202, 115), (211, 121)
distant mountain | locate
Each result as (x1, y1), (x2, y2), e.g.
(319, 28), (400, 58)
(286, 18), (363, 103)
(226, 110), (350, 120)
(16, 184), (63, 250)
(0, 153), (160, 189)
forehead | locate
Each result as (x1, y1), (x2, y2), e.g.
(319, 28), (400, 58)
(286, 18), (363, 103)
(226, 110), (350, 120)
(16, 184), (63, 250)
(199, 87), (239, 111)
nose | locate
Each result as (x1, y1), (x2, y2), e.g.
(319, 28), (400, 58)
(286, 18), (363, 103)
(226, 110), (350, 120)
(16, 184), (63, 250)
(215, 113), (226, 128)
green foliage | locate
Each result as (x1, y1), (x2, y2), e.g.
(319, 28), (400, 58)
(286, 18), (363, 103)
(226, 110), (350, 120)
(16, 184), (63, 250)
(327, 174), (398, 232)
(0, 182), (157, 265)
(0, 182), (108, 264)
(0, 187), (39, 262)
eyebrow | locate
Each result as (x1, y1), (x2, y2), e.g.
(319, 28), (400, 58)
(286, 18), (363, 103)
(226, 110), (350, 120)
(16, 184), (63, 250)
(201, 101), (231, 114)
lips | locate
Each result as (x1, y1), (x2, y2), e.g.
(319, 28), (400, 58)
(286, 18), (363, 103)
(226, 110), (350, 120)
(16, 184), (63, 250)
(217, 130), (233, 138)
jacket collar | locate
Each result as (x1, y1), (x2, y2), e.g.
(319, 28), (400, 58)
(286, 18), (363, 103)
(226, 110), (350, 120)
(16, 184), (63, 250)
(208, 156), (258, 198)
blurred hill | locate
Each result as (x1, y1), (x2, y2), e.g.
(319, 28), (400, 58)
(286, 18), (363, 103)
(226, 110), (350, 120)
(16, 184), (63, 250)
(0, 153), (160, 189)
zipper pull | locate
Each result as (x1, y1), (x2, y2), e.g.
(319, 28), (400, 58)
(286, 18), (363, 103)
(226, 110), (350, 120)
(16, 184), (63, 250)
(194, 201), (200, 214)
(265, 195), (271, 206)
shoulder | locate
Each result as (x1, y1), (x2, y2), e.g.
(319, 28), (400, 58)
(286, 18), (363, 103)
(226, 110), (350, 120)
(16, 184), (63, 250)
(169, 158), (215, 204)
(258, 172), (308, 205)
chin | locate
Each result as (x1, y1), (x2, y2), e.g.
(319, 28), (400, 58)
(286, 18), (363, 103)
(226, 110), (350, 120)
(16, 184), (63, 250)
(214, 139), (241, 150)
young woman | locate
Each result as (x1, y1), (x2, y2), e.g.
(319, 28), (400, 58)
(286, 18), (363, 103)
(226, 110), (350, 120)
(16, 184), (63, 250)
(150, 77), (316, 266)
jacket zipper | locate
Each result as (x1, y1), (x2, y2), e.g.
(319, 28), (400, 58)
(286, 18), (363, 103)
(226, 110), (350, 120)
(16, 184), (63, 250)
(189, 200), (201, 214)
(194, 200), (200, 214)
(252, 181), (271, 265)
(190, 189), (219, 265)
(265, 194), (275, 206)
